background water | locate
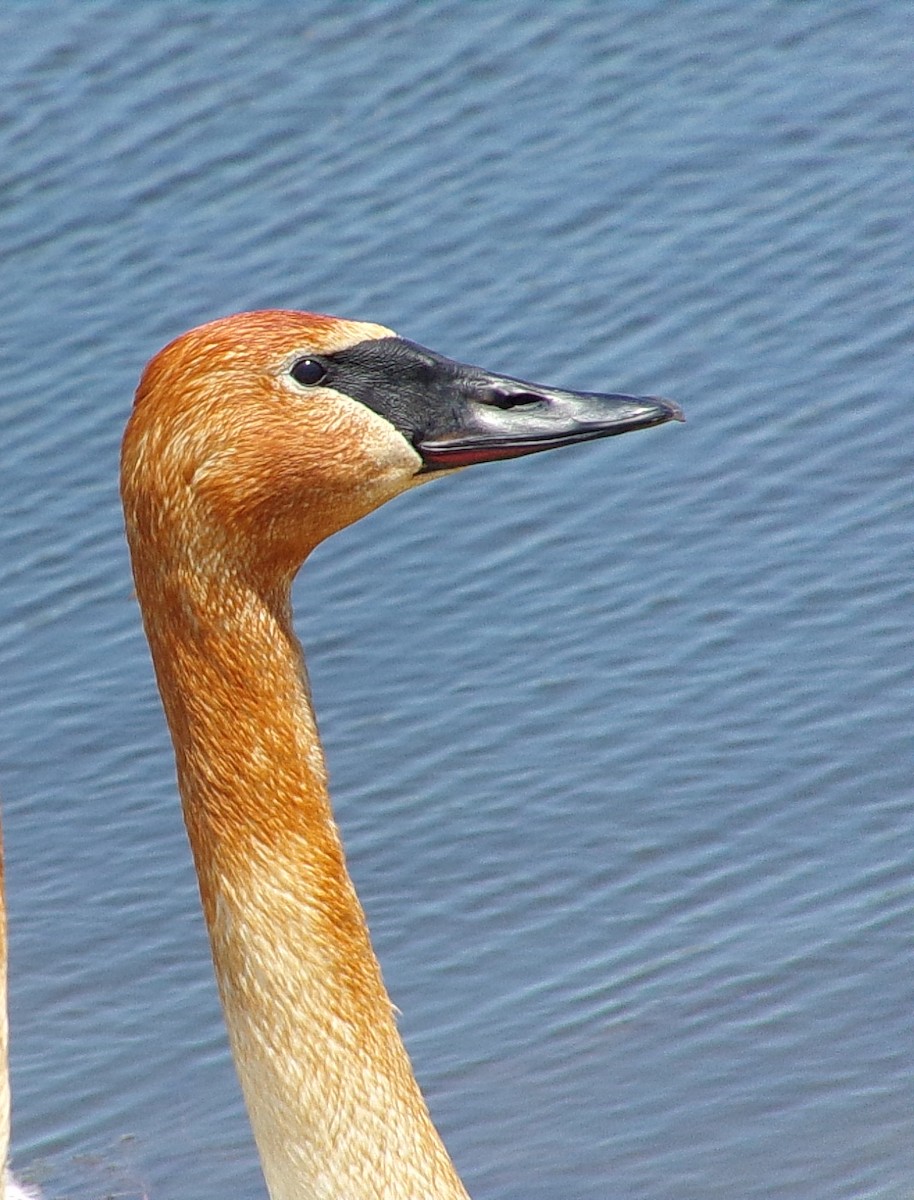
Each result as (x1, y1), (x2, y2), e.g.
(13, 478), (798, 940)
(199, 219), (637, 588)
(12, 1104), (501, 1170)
(0, 3), (912, 1198)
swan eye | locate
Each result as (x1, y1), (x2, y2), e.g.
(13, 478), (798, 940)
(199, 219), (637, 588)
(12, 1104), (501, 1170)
(290, 357), (328, 387)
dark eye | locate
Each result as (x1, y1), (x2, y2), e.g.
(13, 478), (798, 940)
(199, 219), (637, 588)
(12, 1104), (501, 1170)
(290, 357), (328, 387)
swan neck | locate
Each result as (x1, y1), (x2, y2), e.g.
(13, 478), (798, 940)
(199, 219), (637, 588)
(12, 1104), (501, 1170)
(134, 567), (469, 1200)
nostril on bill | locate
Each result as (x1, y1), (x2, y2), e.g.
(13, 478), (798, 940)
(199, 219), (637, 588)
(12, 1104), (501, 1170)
(482, 389), (545, 410)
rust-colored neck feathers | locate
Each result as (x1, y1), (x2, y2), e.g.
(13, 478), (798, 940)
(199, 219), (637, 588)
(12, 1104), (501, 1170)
(122, 313), (468, 1200)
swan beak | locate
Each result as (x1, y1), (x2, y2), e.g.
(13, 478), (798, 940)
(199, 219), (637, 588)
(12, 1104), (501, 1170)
(415, 374), (684, 471)
(323, 336), (683, 472)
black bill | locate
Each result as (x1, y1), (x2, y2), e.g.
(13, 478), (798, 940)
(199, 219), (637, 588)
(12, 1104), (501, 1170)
(305, 336), (684, 472)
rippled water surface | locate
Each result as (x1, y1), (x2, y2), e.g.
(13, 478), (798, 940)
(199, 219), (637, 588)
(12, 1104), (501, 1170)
(1, 4), (912, 1198)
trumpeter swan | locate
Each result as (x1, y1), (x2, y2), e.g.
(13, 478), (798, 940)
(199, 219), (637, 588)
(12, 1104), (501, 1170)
(121, 310), (681, 1200)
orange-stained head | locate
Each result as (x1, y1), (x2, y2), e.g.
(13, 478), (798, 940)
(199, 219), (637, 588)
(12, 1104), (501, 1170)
(122, 311), (418, 583)
(121, 309), (681, 584)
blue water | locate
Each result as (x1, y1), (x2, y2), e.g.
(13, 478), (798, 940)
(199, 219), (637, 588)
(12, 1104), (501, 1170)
(1, 4), (912, 1198)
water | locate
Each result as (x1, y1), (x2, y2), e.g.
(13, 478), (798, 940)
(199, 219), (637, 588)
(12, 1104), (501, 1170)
(0, 3), (912, 1197)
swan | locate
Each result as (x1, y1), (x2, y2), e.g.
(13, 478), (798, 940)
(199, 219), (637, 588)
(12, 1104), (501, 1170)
(120, 309), (682, 1200)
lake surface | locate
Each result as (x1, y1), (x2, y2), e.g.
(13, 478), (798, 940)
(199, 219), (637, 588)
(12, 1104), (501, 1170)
(1, 3), (912, 1198)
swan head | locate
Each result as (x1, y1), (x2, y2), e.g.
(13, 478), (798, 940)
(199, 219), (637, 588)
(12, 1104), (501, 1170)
(122, 310), (682, 582)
